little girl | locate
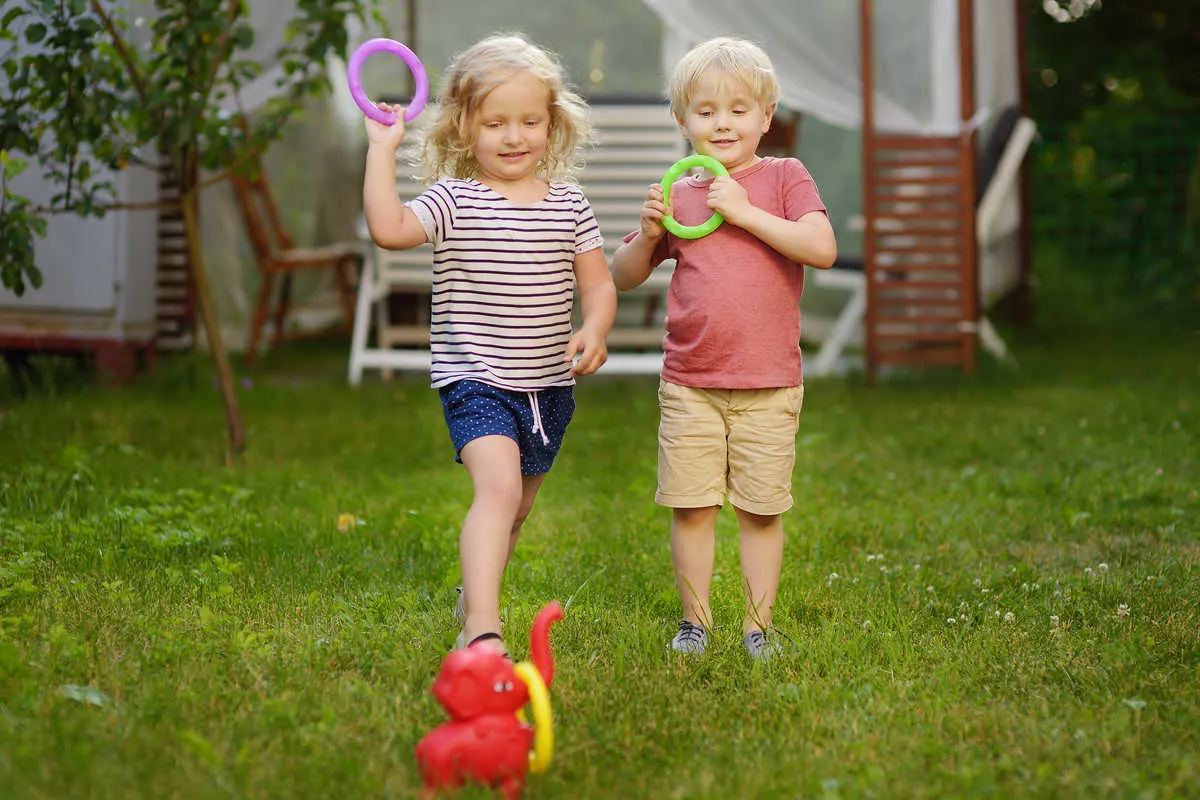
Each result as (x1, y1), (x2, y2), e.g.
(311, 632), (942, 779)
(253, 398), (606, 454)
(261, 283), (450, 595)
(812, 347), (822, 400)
(362, 33), (617, 656)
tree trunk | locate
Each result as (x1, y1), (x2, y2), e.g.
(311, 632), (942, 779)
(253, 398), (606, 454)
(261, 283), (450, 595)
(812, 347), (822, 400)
(177, 152), (246, 461)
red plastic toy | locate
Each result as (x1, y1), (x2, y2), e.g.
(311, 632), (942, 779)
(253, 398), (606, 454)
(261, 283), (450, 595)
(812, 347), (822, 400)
(415, 602), (563, 799)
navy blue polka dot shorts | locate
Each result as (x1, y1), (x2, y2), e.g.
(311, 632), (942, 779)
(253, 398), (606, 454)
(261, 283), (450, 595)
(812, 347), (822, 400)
(439, 380), (575, 476)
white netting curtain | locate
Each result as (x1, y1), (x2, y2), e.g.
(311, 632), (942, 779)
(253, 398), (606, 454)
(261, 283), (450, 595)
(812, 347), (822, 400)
(643, 0), (1022, 308)
(645, 0), (959, 134)
(644, 0), (1017, 134)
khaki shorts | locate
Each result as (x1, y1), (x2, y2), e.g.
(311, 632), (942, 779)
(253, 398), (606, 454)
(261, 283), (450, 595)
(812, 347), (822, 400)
(656, 380), (804, 515)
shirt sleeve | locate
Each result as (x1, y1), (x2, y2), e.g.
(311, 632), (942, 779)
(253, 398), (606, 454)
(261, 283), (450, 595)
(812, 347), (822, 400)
(781, 159), (828, 221)
(405, 181), (457, 246)
(575, 191), (604, 254)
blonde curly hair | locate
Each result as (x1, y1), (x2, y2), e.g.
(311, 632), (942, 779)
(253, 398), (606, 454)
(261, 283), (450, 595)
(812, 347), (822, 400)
(415, 33), (593, 184)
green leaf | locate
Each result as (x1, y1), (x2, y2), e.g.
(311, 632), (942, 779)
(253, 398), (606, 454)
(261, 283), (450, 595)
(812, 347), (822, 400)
(25, 23), (47, 44)
(1, 6), (26, 29)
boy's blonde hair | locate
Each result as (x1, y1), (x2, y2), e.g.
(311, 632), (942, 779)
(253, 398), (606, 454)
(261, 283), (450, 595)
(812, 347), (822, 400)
(417, 33), (593, 184)
(667, 37), (781, 120)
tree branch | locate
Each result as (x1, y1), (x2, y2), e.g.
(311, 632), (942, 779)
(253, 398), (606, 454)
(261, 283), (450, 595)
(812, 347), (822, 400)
(89, 0), (151, 110)
(193, 140), (266, 192)
(200, 0), (246, 108)
(33, 199), (169, 214)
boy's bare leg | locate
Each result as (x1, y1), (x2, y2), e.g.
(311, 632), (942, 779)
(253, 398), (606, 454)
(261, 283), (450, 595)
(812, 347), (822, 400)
(458, 435), (526, 653)
(735, 507), (784, 633)
(670, 505), (721, 628)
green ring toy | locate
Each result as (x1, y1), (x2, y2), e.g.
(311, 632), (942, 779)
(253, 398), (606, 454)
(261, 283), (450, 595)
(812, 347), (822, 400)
(660, 154), (729, 239)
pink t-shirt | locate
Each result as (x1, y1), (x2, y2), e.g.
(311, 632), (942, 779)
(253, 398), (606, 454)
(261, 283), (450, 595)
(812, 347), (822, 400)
(624, 157), (827, 388)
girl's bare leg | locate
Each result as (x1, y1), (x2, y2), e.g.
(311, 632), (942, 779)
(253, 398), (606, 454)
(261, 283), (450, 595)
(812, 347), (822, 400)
(458, 435), (523, 652)
(458, 435), (548, 653)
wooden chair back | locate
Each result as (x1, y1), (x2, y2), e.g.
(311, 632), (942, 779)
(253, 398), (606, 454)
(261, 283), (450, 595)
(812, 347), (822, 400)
(230, 163), (295, 269)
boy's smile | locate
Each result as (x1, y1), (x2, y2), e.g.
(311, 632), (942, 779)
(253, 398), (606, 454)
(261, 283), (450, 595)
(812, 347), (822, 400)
(678, 70), (774, 174)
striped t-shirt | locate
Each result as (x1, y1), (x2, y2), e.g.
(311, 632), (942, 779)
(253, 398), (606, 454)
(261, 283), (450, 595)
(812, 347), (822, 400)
(406, 179), (603, 391)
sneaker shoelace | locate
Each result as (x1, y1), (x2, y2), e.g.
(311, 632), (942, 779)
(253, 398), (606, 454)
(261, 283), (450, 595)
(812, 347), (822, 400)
(677, 620), (705, 645)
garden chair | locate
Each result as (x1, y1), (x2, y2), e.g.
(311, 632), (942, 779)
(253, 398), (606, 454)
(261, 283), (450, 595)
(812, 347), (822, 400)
(806, 105), (1037, 377)
(347, 101), (687, 383)
(231, 161), (364, 366)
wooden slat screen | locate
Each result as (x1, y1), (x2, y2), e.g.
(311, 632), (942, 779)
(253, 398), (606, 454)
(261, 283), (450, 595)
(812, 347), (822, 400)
(863, 133), (978, 374)
(154, 160), (195, 352)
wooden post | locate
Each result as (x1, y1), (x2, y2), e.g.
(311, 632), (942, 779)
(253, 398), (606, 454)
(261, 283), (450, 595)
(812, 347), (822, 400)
(859, 0), (877, 383)
(1014, 0), (1034, 323)
(957, 0), (979, 373)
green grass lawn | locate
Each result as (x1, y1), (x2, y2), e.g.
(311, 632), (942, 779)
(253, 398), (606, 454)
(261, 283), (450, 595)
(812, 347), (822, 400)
(0, 323), (1197, 799)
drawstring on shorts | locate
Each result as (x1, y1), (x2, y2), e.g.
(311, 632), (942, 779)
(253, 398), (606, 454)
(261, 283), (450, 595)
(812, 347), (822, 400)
(526, 391), (550, 446)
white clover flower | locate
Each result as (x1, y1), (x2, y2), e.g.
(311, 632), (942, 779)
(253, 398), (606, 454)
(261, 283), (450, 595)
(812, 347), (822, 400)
(947, 617), (957, 624)
(926, 585), (935, 593)
(1117, 604), (1130, 618)
(1022, 582), (1030, 591)
(1050, 615), (1060, 625)
(1098, 563), (1109, 572)
(1004, 612), (1015, 623)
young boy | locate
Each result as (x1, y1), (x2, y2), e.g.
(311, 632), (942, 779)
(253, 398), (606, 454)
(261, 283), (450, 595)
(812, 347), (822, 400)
(611, 37), (837, 659)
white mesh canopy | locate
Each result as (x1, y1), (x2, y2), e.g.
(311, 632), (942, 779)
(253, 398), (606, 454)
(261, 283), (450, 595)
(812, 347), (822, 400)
(644, 0), (1019, 135)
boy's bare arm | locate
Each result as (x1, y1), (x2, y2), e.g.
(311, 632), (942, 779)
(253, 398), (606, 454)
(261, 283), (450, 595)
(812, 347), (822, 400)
(734, 208), (838, 268)
(611, 233), (660, 290)
(706, 175), (838, 268)
(612, 182), (669, 290)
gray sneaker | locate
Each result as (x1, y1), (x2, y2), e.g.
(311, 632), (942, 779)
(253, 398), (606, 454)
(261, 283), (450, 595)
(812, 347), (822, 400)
(453, 586), (465, 623)
(743, 629), (783, 661)
(670, 620), (708, 655)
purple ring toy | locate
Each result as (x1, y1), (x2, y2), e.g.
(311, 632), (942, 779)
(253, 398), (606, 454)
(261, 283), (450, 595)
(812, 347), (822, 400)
(347, 38), (429, 126)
